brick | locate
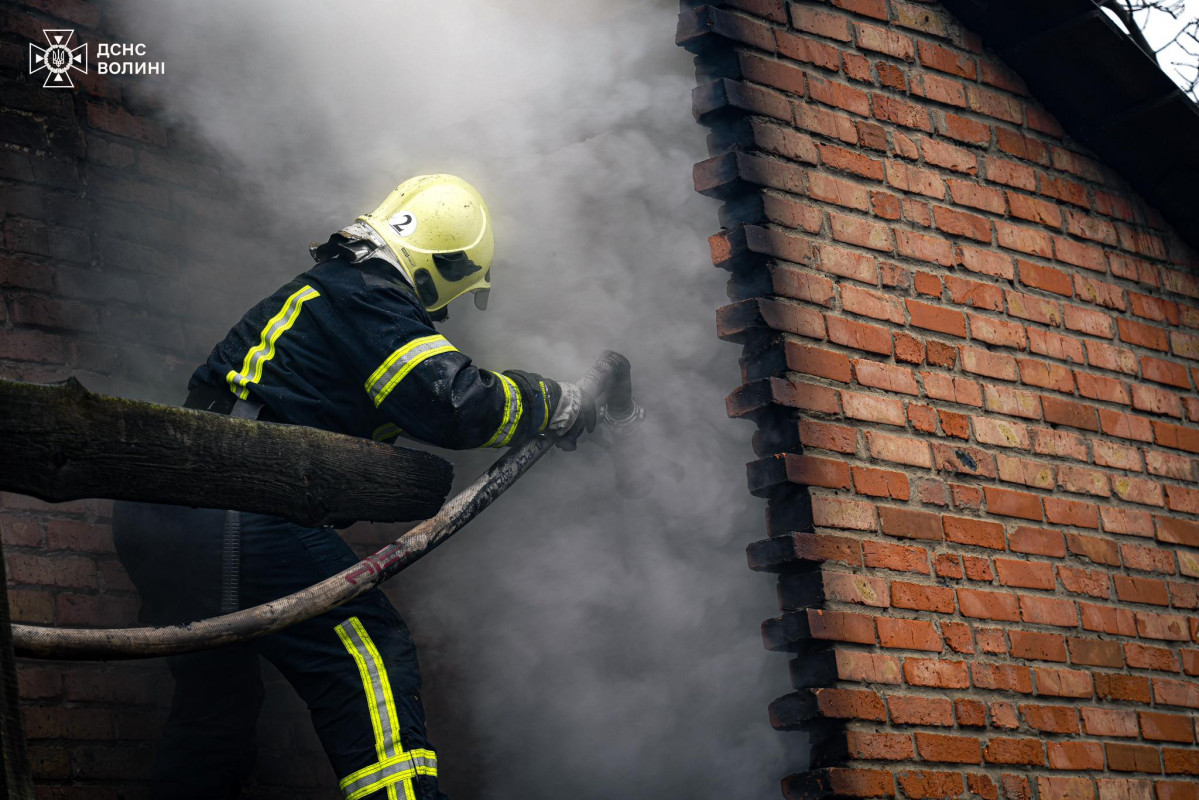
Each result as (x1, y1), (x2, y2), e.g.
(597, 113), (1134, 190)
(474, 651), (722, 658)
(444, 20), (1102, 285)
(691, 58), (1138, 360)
(958, 589), (1020, 622)
(872, 93), (933, 131)
(969, 314), (1028, 349)
(955, 698), (986, 727)
(984, 487), (1042, 521)
(960, 346), (1017, 381)
(896, 229), (954, 266)
(1009, 631), (1067, 662)
(1034, 667), (1093, 698)
(864, 540), (931, 574)
(920, 41), (977, 79)
(813, 496), (878, 531)
(878, 505), (943, 540)
(892, 582), (956, 613)
(1082, 707), (1138, 737)
(852, 466), (911, 500)
(823, 571), (890, 609)
(983, 738), (1044, 766)
(854, 22), (915, 60)
(959, 246), (1014, 280)
(946, 275), (1004, 311)
(878, 617), (943, 650)
(1139, 711), (1195, 743)
(1162, 748), (1199, 775)
(1093, 441), (1142, 472)
(984, 384), (1041, 419)
(828, 316), (894, 355)
(1141, 357), (1191, 389)
(1121, 542), (1176, 574)
(820, 142), (887, 180)
(1115, 575), (1170, 606)
(1064, 304), (1116, 338)
(997, 222), (1053, 258)
(889, 695), (954, 727)
(806, 608), (878, 644)
(1101, 409), (1154, 442)
(817, 687), (888, 721)
(1046, 746), (1105, 772)
(995, 558), (1054, 590)
(972, 662), (1033, 693)
(868, 432), (933, 468)
(1058, 565), (1111, 599)
(905, 658), (970, 689)
(916, 732), (981, 764)
(1137, 612), (1191, 642)
(1044, 497), (1099, 529)
(897, 770), (963, 799)
(842, 390), (906, 426)
(1066, 637), (1124, 668)
(1009, 527), (1065, 557)
(1020, 704), (1079, 734)
(1056, 464), (1109, 496)
(1124, 643), (1178, 672)
(907, 299), (966, 337)
(1020, 595), (1078, 627)
(818, 243), (880, 284)
(943, 516), (1005, 550)
(848, 731), (915, 761)
(836, 650), (903, 685)
(1088, 341), (1140, 375)
(1076, 372), (1130, 404)
(807, 73), (872, 116)
(1017, 359), (1073, 393)
(843, 285), (904, 324)
(788, 343), (853, 382)
(1008, 192), (1062, 227)
(947, 179), (1004, 213)
(924, 138), (979, 175)
(1094, 673), (1152, 703)
(974, 417), (1030, 449)
(1106, 743), (1161, 774)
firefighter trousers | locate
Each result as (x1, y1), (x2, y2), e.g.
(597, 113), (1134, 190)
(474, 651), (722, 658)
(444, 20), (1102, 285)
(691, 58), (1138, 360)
(113, 502), (446, 800)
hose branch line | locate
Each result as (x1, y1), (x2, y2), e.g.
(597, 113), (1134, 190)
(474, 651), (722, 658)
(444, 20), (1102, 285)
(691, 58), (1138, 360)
(12, 351), (636, 661)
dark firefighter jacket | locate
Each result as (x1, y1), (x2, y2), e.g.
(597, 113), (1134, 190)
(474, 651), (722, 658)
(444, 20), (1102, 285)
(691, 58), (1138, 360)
(188, 257), (561, 449)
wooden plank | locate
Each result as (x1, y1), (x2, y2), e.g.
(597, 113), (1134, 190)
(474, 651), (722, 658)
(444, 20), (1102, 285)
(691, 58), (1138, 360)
(0, 378), (452, 527)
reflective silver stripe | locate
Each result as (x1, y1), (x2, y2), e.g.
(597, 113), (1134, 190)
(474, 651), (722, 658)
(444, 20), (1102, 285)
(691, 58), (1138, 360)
(335, 618), (399, 759)
(365, 335), (457, 407)
(482, 373), (522, 448)
(340, 751), (438, 800)
(226, 285), (319, 400)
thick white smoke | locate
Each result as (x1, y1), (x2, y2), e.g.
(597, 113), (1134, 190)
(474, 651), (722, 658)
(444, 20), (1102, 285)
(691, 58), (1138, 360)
(109, 1), (788, 796)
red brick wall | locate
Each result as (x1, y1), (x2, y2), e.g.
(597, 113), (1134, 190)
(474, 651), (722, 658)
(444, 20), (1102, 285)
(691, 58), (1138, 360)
(680, 1), (1199, 798)
(0, 1), (329, 795)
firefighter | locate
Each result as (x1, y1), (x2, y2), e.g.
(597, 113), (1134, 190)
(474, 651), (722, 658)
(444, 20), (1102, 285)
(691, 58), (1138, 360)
(113, 174), (595, 800)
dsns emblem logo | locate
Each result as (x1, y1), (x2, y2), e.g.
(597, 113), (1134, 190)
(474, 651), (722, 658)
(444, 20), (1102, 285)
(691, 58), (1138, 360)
(29, 29), (88, 89)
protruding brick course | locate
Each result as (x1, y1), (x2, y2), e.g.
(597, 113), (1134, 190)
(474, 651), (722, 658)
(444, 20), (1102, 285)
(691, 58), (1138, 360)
(1, 1), (329, 795)
(681, 0), (1199, 795)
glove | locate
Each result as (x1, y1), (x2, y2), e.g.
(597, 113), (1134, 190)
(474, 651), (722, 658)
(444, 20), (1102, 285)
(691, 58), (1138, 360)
(550, 381), (596, 451)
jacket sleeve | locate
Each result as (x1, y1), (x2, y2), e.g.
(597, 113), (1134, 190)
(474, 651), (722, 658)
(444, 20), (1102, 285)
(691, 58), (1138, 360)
(322, 263), (561, 449)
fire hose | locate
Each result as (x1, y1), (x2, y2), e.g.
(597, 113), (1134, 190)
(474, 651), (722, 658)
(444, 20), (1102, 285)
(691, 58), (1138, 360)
(10, 351), (640, 661)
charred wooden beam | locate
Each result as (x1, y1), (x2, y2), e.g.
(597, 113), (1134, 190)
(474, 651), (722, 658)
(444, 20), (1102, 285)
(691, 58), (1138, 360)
(0, 378), (452, 527)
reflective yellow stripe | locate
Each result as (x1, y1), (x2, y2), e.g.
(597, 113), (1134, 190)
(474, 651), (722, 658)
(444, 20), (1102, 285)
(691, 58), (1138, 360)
(339, 750), (438, 800)
(482, 373), (522, 448)
(336, 617), (436, 800)
(226, 285), (319, 400)
(372, 423), (404, 443)
(365, 335), (457, 407)
(537, 380), (550, 433)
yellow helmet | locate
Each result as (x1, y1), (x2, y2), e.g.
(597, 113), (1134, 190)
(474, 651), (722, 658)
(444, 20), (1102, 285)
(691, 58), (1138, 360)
(358, 174), (494, 313)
